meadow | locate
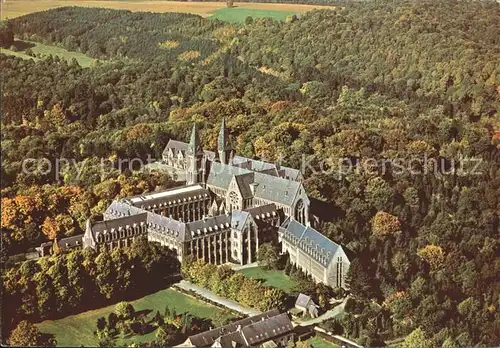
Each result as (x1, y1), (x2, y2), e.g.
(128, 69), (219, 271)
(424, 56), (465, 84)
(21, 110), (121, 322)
(2, 40), (96, 66)
(1, 0), (333, 21)
(36, 288), (235, 347)
(308, 336), (341, 348)
(209, 7), (296, 23)
(238, 266), (297, 293)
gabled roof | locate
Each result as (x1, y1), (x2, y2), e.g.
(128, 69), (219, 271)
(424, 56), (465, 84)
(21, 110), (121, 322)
(123, 184), (210, 209)
(186, 215), (231, 238)
(207, 162), (304, 207)
(234, 172), (255, 199)
(295, 293), (312, 308)
(188, 310), (281, 347)
(230, 210), (250, 231)
(278, 166), (302, 181)
(251, 171), (303, 206)
(163, 139), (188, 155)
(244, 204), (279, 222)
(147, 212), (188, 241)
(280, 217), (343, 266)
(105, 200), (145, 219)
(91, 213), (148, 234)
(206, 162), (253, 189)
(241, 313), (293, 346)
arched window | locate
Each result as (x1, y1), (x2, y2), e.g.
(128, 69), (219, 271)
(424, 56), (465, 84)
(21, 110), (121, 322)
(228, 191), (239, 212)
(337, 256), (343, 288)
(294, 199), (305, 224)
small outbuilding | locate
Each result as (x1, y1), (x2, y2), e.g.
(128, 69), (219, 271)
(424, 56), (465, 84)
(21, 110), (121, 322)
(294, 293), (319, 318)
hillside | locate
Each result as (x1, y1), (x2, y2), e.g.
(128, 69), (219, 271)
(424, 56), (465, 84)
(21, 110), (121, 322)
(1, 1), (499, 346)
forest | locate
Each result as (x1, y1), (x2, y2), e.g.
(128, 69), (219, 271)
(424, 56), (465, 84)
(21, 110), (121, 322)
(1, 0), (499, 346)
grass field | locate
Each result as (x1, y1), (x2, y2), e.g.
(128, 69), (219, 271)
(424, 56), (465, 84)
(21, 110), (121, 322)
(238, 266), (297, 293)
(209, 7), (295, 23)
(1, 40), (96, 67)
(1, 1), (333, 21)
(37, 288), (235, 347)
(308, 336), (341, 348)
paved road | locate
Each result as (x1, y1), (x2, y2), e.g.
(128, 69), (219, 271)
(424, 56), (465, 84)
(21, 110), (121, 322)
(175, 280), (261, 316)
(175, 279), (347, 326)
(298, 296), (348, 326)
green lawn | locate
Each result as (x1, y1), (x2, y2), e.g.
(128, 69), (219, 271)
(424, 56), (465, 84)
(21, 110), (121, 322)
(2, 40), (96, 67)
(308, 336), (340, 348)
(209, 7), (295, 23)
(238, 266), (297, 293)
(37, 289), (235, 347)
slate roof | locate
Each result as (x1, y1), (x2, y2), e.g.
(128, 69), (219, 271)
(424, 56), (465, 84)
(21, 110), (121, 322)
(251, 172), (302, 206)
(124, 184), (210, 209)
(234, 172), (255, 199)
(230, 210), (250, 231)
(163, 139), (216, 159)
(207, 162), (304, 207)
(147, 212), (188, 241)
(186, 214), (231, 238)
(39, 235), (84, 251)
(280, 217), (342, 266)
(242, 313), (294, 346)
(231, 156), (301, 182)
(295, 293), (312, 308)
(244, 204), (278, 220)
(105, 200), (145, 219)
(207, 161), (253, 189)
(163, 139), (188, 156)
(187, 310), (291, 348)
(58, 234), (84, 249)
(91, 213), (148, 233)
(278, 166), (302, 181)
(232, 156), (277, 172)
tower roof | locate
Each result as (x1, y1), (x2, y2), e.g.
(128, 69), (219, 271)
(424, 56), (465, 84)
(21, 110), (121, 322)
(217, 118), (231, 151)
(188, 123), (203, 155)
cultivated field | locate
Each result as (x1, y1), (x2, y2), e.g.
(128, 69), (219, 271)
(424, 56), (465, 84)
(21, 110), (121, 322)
(1, 0), (333, 20)
(37, 288), (235, 347)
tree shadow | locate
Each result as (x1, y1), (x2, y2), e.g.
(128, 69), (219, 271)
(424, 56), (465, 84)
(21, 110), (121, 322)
(39, 332), (57, 347)
(134, 309), (152, 319)
(11, 40), (35, 51)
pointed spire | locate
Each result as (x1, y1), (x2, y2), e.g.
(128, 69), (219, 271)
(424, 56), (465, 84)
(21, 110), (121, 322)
(188, 123), (203, 155)
(218, 118), (230, 151)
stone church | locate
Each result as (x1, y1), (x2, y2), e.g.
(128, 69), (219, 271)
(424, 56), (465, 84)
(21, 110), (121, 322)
(82, 120), (350, 286)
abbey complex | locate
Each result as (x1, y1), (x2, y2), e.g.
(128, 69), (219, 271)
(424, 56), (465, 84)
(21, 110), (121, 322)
(75, 120), (350, 288)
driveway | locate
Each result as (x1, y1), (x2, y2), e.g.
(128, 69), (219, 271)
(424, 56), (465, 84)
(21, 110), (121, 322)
(297, 296), (348, 326)
(175, 280), (261, 316)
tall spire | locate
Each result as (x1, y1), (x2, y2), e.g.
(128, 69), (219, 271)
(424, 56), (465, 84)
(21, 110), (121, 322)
(188, 123), (203, 155)
(217, 118), (232, 164)
(218, 118), (230, 151)
(187, 123), (204, 185)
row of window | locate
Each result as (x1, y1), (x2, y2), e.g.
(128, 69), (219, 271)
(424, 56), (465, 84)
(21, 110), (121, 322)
(96, 227), (146, 243)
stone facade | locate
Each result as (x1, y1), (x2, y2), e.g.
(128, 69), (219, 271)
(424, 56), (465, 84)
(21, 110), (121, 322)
(279, 217), (350, 289)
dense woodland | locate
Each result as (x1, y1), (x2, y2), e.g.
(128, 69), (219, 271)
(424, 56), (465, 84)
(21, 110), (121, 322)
(1, 0), (499, 346)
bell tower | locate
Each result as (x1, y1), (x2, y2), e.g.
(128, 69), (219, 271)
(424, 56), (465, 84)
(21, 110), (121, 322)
(217, 118), (232, 164)
(186, 124), (204, 185)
